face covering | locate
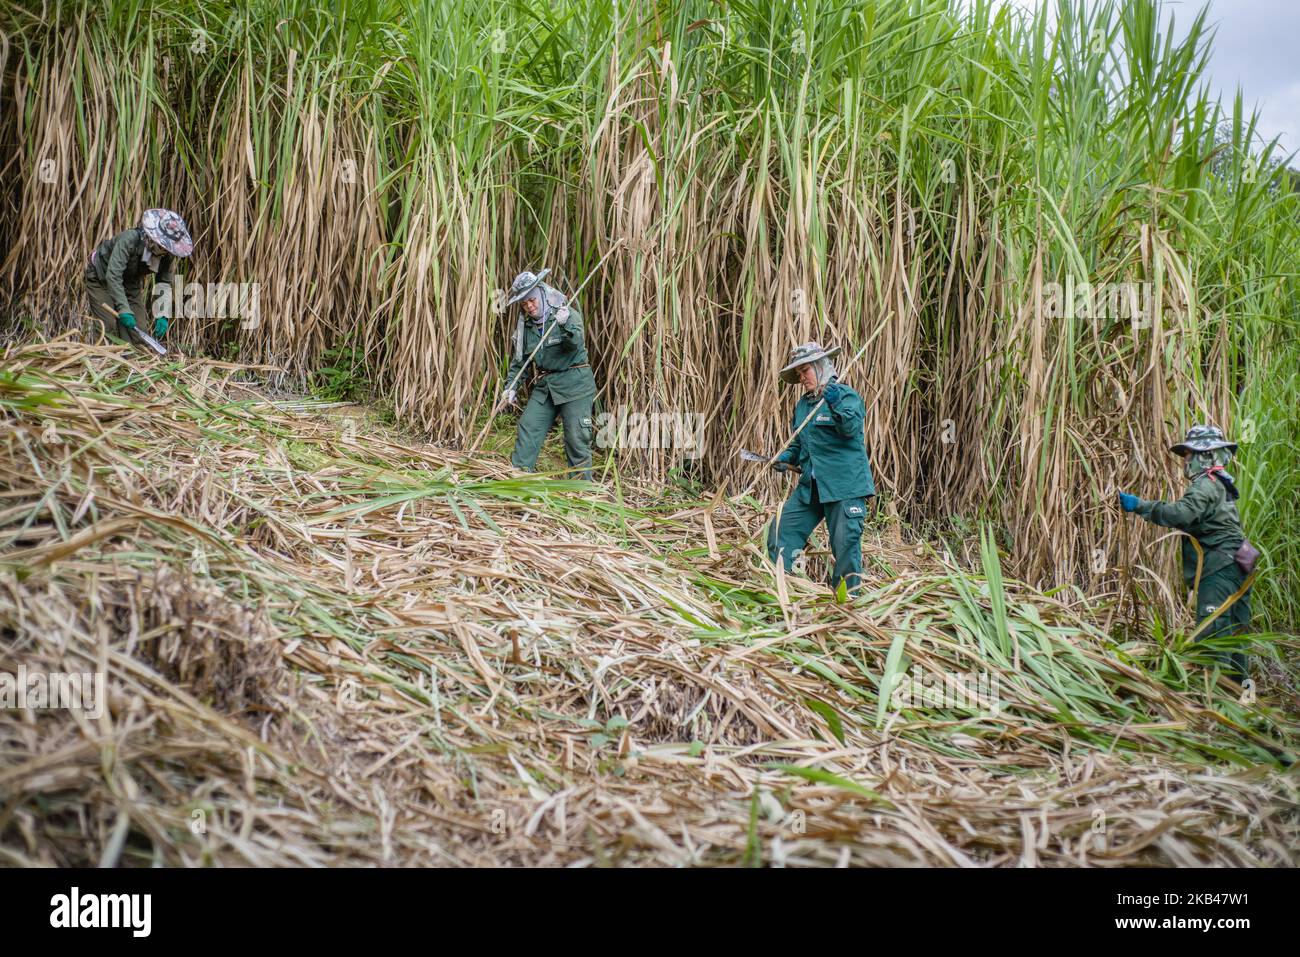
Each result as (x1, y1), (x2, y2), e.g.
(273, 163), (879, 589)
(523, 289), (545, 322)
(1185, 447), (1239, 499)
(808, 357), (836, 395)
(1184, 447), (1233, 479)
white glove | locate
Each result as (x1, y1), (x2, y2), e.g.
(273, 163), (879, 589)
(554, 305), (570, 325)
(500, 387), (517, 407)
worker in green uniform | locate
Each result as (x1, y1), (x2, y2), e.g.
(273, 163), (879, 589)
(767, 341), (875, 595)
(1119, 424), (1254, 681)
(84, 208), (193, 341)
(498, 269), (598, 480)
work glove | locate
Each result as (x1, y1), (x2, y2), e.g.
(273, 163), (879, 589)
(822, 382), (845, 406)
(118, 312), (137, 330)
(1118, 492), (1139, 513)
(500, 387), (517, 408)
(153, 317), (169, 338)
(771, 461), (793, 474)
(554, 306), (570, 325)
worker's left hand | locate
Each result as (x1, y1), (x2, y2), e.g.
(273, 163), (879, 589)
(553, 306), (570, 325)
(822, 382), (844, 405)
(153, 317), (169, 338)
(1118, 492), (1139, 512)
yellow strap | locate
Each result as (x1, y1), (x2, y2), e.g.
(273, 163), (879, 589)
(1189, 535), (1205, 600)
(1185, 533), (1259, 643)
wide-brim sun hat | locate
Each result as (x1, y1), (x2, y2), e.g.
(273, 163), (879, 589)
(779, 341), (842, 383)
(506, 268), (551, 306)
(140, 208), (194, 258)
(1169, 424), (1237, 456)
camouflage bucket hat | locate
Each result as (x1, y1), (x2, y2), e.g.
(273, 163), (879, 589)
(141, 208), (193, 258)
(779, 341), (841, 383)
(506, 268), (551, 306)
(1170, 424), (1237, 456)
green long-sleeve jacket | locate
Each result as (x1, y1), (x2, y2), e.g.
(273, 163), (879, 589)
(775, 379), (875, 504)
(1133, 472), (1245, 583)
(86, 227), (176, 315)
(504, 302), (597, 405)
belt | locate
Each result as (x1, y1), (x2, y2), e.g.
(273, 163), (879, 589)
(537, 363), (588, 379)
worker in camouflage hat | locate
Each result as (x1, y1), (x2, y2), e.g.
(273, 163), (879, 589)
(497, 269), (598, 480)
(84, 208), (193, 342)
(1119, 424), (1253, 681)
(766, 341), (875, 595)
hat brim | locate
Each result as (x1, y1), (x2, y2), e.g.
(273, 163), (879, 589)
(506, 268), (551, 306)
(1170, 440), (1237, 455)
(144, 228), (193, 258)
(779, 345), (841, 382)
(162, 236), (193, 257)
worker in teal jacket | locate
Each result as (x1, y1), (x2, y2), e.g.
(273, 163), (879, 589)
(498, 269), (598, 480)
(767, 341), (875, 594)
(84, 208), (193, 341)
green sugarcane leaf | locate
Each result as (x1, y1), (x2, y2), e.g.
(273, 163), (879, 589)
(766, 764), (896, 808)
(876, 631), (908, 729)
(803, 696), (847, 745)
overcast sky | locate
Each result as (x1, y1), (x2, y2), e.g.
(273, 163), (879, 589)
(1001, 0), (1299, 163)
(1191, 0), (1300, 159)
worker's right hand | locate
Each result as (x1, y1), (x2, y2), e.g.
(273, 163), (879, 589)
(771, 461), (792, 474)
(118, 312), (137, 329)
(500, 388), (517, 408)
(1118, 492), (1139, 512)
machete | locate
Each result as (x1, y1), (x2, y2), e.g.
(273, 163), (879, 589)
(739, 448), (801, 472)
(100, 302), (167, 357)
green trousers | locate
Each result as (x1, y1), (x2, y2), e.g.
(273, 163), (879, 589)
(1192, 563), (1251, 681)
(84, 272), (144, 342)
(767, 480), (866, 594)
(510, 388), (594, 480)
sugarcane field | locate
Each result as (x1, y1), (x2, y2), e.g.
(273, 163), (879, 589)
(2, 0), (1299, 909)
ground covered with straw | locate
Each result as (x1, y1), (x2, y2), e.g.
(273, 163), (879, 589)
(2, 341), (1297, 867)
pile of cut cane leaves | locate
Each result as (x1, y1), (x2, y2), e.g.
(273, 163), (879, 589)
(2, 339), (1297, 867)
